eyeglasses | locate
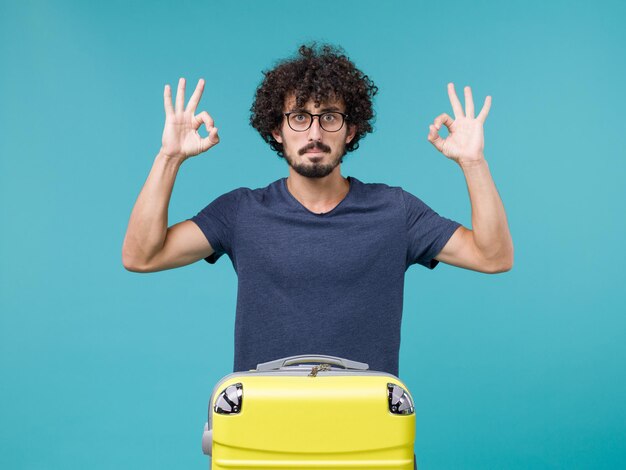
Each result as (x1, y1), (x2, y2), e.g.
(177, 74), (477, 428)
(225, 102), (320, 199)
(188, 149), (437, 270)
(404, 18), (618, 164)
(284, 111), (348, 132)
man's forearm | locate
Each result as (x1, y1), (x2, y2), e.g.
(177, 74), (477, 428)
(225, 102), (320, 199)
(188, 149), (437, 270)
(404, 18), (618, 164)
(122, 151), (183, 268)
(459, 156), (513, 268)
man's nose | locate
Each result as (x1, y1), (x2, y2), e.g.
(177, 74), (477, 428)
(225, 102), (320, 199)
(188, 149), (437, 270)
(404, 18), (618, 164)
(308, 115), (323, 140)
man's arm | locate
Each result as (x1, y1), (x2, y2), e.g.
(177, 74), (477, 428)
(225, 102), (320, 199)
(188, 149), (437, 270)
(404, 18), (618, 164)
(122, 77), (220, 272)
(427, 83), (513, 273)
(434, 159), (513, 273)
(122, 152), (182, 271)
(121, 152), (215, 272)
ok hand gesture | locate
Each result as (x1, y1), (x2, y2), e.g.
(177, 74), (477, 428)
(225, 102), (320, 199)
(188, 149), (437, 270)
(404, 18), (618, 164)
(160, 77), (220, 161)
(427, 83), (491, 165)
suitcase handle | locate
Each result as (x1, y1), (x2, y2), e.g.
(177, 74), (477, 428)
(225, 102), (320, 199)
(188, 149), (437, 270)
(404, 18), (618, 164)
(255, 354), (370, 371)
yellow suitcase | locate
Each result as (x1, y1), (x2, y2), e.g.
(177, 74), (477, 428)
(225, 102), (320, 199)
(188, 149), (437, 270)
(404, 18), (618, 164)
(201, 354), (416, 469)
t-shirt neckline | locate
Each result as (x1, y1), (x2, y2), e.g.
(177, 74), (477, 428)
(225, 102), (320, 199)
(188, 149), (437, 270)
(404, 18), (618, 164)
(280, 176), (355, 217)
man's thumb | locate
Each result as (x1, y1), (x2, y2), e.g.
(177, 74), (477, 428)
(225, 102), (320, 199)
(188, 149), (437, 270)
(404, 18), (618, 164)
(202, 127), (220, 151)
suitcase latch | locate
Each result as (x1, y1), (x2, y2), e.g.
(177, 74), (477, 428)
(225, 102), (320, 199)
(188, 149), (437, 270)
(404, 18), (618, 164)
(308, 364), (332, 377)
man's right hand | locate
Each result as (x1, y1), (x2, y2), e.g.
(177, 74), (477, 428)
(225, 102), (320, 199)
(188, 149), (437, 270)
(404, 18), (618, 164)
(160, 77), (220, 161)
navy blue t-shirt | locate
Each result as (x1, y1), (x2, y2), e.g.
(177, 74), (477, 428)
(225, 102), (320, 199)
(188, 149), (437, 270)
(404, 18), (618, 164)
(188, 176), (461, 377)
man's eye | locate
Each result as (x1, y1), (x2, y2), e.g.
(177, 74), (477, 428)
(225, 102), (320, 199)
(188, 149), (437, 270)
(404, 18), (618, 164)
(322, 114), (337, 122)
(293, 114), (307, 122)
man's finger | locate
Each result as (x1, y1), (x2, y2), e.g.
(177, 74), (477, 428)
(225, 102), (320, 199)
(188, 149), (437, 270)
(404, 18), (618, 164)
(194, 111), (215, 131)
(186, 78), (205, 114)
(476, 95), (492, 123)
(164, 84), (174, 116)
(464, 86), (475, 119)
(195, 111), (219, 153)
(447, 83), (465, 119)
(175, 77), (186, 113)
(434, 113), (454, 131)
(200, 127), (220, 152)
(427, 124), (445, 153)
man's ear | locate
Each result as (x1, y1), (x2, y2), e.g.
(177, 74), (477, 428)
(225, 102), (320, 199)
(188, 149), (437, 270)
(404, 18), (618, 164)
(345, 124), (357, 144)
(271, 128), (283, 144)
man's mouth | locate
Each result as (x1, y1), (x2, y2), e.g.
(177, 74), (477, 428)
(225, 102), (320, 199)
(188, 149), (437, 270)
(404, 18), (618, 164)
(299, 143), (331, 155)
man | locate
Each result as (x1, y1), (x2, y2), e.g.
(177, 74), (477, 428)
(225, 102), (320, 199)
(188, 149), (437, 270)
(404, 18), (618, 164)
(122, 43), (513, 378)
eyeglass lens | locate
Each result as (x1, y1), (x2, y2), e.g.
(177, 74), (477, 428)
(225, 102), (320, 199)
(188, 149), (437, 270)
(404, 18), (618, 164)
(288, 112), (344, 132)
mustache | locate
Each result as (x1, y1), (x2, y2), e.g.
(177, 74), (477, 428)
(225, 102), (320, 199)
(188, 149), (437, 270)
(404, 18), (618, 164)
(298, 141), (331, 156)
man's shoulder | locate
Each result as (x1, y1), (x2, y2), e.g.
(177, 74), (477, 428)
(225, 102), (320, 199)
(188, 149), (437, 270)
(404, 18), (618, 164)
(350, 176), (405, 197)
(219, 178), (283, 198)
(206, 179), (285, 213)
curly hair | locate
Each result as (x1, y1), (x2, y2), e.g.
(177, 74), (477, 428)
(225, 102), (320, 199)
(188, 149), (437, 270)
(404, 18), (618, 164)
(250, 43), (378, 158)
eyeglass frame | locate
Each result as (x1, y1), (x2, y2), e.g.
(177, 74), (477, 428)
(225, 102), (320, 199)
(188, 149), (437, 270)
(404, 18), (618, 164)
(283, 111), (349, 132)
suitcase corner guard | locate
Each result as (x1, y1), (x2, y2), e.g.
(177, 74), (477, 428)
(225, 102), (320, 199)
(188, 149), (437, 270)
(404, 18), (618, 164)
(201, 422), (212, 456)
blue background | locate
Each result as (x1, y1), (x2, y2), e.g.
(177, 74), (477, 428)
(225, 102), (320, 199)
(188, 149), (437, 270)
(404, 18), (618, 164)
(1, 0), (625, 468)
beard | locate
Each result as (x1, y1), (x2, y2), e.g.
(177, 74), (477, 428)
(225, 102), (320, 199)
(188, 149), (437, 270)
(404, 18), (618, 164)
(283, 140), (346, 179)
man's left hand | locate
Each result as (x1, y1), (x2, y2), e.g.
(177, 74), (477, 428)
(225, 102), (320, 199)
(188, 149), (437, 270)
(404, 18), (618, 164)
(427, 83), (491, 165)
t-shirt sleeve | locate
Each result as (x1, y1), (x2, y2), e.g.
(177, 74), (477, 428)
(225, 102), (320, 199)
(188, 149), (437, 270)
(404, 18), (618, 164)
(187, 188), (242, 264)
(402, 189), (462, 270)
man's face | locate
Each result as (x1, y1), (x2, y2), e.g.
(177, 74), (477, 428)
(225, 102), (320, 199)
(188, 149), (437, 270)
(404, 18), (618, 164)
(271, 94), (356, 179)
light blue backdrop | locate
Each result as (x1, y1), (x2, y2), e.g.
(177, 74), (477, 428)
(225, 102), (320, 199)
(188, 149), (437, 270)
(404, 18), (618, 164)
(1, 0), (625, 468)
